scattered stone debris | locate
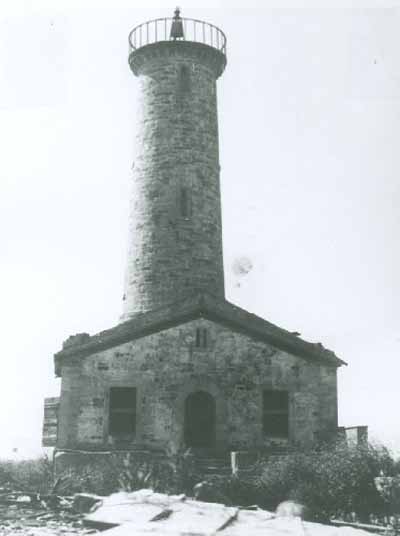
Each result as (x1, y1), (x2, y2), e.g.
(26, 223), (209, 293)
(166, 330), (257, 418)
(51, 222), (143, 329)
(82, 489), (381, 535)
(0, 487), (99, 535)
(0, 488), (389, 535)
(72, 494), (103, 515)
(275, 499), (308, 519)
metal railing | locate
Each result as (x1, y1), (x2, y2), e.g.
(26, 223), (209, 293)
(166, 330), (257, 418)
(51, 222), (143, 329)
(128, 17), (227, 56)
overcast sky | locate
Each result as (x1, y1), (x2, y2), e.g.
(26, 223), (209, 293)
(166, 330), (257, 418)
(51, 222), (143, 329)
(0, 1), (399, 458)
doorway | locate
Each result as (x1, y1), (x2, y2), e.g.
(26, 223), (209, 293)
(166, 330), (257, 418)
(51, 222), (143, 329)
(184, 391), (216, 448)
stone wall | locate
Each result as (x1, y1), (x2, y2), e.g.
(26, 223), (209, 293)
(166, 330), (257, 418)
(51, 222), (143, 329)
(56, 319), (338, 453)
(122, 42), (226, 319)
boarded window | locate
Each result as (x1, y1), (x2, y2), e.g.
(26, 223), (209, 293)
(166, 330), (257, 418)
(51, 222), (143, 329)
(263, 390), (289, 438)
(195, 328), (208, 348)
(42, 397), (59, 447)
(109, 387), (136, 436)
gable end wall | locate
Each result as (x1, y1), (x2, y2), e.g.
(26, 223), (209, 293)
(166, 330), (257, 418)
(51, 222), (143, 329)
(57, 319), (337, 452)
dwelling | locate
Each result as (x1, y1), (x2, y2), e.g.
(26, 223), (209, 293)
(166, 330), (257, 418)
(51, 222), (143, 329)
(43, 10), (346, 467)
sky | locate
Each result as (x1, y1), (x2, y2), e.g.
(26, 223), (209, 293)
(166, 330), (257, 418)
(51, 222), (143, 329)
(0, 1), (399, 458)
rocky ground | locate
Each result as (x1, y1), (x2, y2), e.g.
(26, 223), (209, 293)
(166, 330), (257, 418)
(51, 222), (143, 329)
(0, 490), (99, 536)
(0, 488), (393, 536)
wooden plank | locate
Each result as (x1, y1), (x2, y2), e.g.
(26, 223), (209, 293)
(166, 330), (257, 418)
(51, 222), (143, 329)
(42, 397), (59, 447)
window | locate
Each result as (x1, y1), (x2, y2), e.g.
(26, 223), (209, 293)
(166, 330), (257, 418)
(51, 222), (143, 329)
(109, 387), (136, 436)
(180, 187), (191, 219)
(263, 390), (289, 438)
(178, 64), (191, 94)
(195, 327), (208, 348)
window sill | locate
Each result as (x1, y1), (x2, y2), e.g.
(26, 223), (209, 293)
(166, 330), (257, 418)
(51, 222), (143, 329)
(108, 434), (136, 444)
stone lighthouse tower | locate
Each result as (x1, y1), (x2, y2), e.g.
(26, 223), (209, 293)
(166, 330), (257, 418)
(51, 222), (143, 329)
(45, 10), (344, 466)
(122, 8), (226, 319)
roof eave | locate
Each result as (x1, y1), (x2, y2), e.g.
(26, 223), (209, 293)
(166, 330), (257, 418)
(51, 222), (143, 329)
(54, 294), (345, 376)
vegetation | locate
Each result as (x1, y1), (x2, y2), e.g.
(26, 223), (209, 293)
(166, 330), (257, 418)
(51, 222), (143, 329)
(1, 442), (399, 525)
(0, 456), (53, 494)
(251, 442), (395, 522)
(52, 454), (184, 496)
(207, 442), (398, 522)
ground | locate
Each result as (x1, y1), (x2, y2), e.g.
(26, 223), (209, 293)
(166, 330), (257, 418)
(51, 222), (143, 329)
(0, 502), (97, 536)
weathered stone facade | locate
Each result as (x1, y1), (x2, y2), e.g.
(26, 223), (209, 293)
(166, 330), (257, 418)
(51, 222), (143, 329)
(56, 317), (337, 453)
(50, 292), (343, 456)
(122, 41), (226, 319)
(44, 12), (345, 464)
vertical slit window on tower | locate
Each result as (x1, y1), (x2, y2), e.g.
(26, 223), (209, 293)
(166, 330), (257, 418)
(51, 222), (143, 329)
(262, 390), (289, 438)
(178, 64), (191, 94)
(180, 187), (191, 219)
(195, 328), (208, 348)
(109, 387), (137, 436)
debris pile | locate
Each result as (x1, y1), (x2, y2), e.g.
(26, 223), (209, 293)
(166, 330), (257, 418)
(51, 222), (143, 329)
(0, 487), (98, 535)
(0, 487), (386, 535)
(82, 489), (379, 535)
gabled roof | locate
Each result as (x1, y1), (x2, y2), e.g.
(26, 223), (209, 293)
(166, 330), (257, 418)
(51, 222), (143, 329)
(54, 292), (346, 376)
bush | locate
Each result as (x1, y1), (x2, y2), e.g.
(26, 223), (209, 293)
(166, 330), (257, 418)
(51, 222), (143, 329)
(204, 475), (261, 507)
(55, 451), (200, 497)
(111, 454), (178, 494)
(0, 456), (54, 494)
(2, 442), (393, 525)
(254, 442), (395, 522)
(187, 442), (395, 522)
(375, 475), (400, 515)
(55, 464), (117, 496)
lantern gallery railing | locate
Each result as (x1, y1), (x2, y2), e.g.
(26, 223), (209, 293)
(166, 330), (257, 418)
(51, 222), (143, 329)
(128, 16), (227, 56)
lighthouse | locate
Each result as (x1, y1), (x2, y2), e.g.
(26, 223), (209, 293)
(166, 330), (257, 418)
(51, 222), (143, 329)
(44, 10), (344, 470)
(122, 8), (227, 319)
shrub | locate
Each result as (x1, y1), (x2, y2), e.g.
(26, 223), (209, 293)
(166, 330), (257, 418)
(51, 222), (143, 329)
(375, 475), (400, 515)
(56, 464), (117, 496)
(3, 441), (392, 525)
(188, 442), (395, 522)
(111, 454), (178, 494)
(255, 442), (395, 522)
(205, 475), (261, 507)
(55, 451), (200, 497)
(0, 456), (54, 494)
